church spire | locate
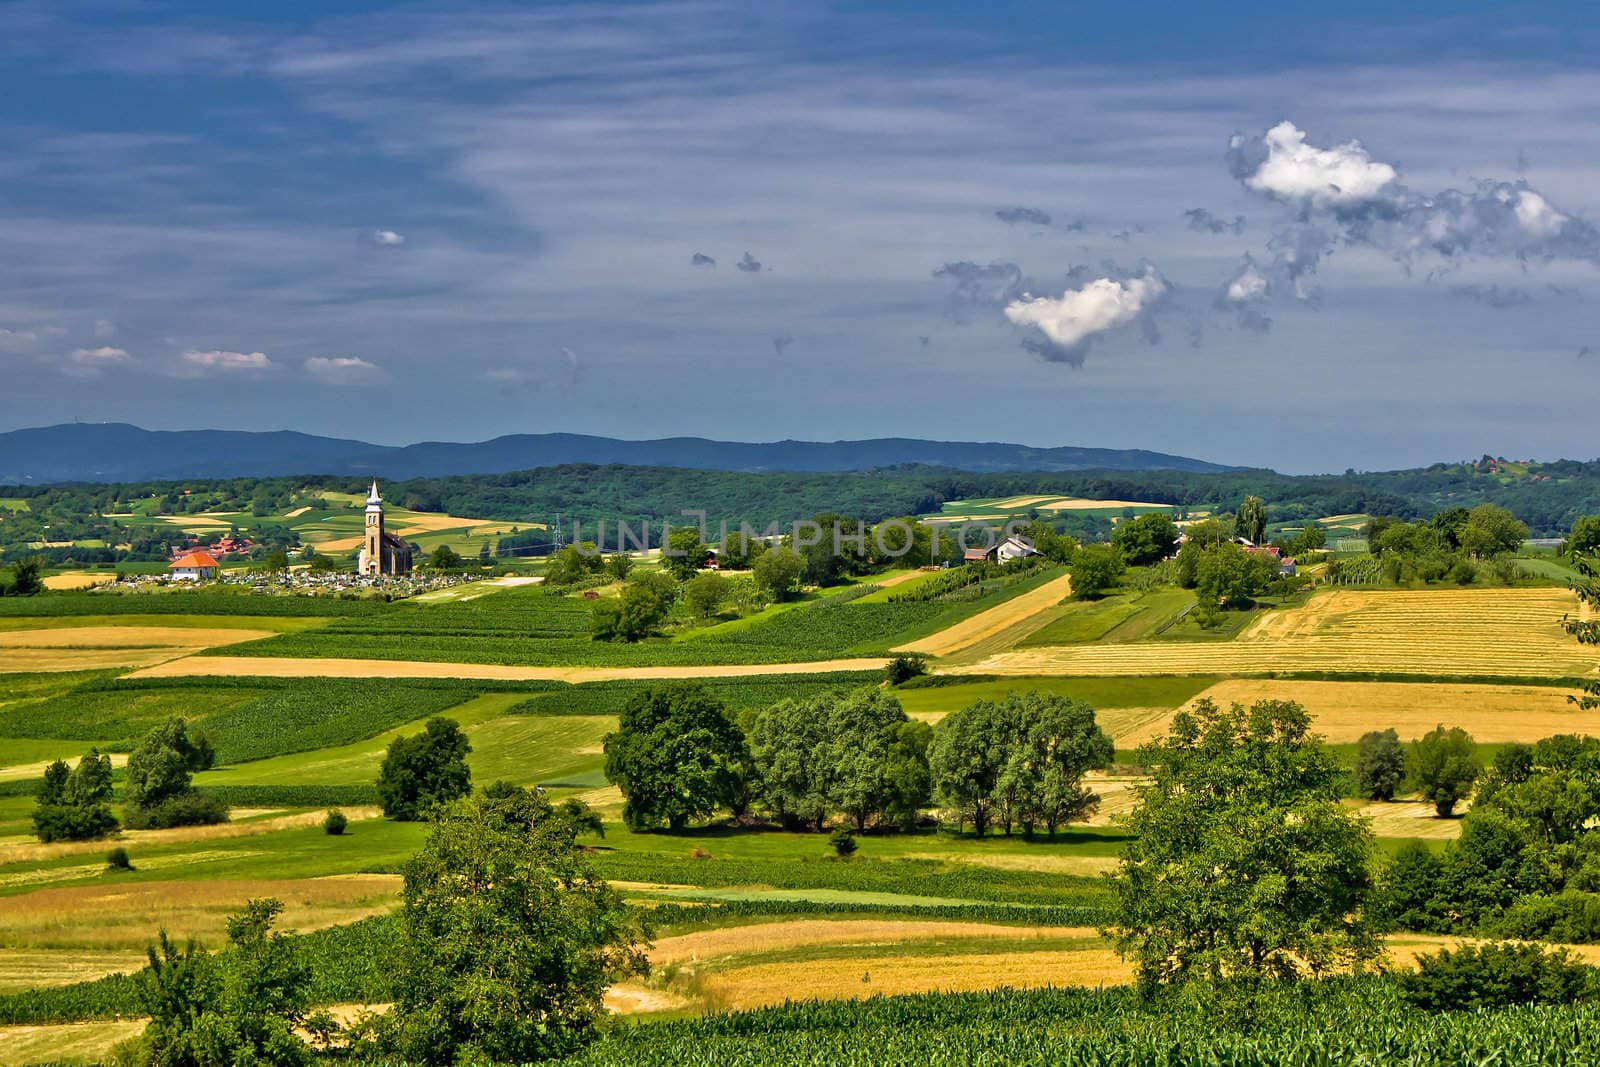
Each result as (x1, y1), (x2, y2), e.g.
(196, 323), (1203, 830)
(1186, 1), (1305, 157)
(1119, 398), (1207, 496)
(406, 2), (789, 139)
(367, 479), (381, 506)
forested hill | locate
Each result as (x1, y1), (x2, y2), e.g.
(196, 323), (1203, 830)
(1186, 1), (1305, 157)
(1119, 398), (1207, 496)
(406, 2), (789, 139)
(7, 456), (1600, 538)
(0, 423), (1232, 483)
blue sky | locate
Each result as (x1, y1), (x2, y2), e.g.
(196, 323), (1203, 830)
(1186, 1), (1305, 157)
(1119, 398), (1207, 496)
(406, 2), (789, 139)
(3, 1), (1598, 473)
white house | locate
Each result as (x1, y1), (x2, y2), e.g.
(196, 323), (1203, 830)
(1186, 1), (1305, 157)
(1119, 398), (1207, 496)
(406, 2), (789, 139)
(168, 549), (220, 580)
(991, 535), (1041, 565)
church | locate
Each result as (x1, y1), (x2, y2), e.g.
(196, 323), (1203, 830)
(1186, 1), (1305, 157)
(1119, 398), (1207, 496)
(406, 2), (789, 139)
(358, 479), (414, 577)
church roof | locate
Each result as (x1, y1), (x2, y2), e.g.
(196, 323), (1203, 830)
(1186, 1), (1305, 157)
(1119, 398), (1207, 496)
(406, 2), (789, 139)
(169, 550), (220, 569)
(366, 479), (382, 505)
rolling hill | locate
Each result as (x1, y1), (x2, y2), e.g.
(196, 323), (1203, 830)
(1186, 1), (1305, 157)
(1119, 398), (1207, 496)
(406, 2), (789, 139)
(0, 423), (1236, 484)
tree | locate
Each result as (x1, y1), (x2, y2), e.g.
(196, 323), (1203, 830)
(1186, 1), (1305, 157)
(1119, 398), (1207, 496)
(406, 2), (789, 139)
(364, 788), (647, 1065)
(746, 696), (831, 830)
(1457, 503), (1528, 559)
(33, 749), (119, 843)
(753, 549), (804, 602)
(882, 720), (934, 831)
(8, 555), (44, 596)
(591, 573), (675, 641)
(428, 544), (464, 570)
(824, 688), (913, 832)
(1352, 728), (1406, 801)
(1070, 544), (1124, 599)
(1111, 512), (1179, 566)
(124, 718), (226, 830)
(1408, 724), (1482, 817)
(663, 526), (708, 581)
(377, 717), (473, 821)
(1022, 521), (1078, 564)
(1107, 698), (1379, 987)
(927, 701), (1007, 836)
(884, 653), (927, 685)
(682, 571), (730, 619)
(718, 530), (766, 570)
(478, 541), (492, 564)
(604, 553), (634, 582)
(1006, 693), (1114, 836)
(603, 684), (748, 831)
(1566, 515), (1600, 558)
(1236, 495), (1268, 545)
(132, 898), (324, 1067)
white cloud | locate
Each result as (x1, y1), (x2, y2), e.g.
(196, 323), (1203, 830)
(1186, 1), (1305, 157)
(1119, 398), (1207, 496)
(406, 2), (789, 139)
(303, 355), (388, 385)
(373, 229), (405, 245)
(0, 325), (66, 351)
(1233, 121), (1397, 207)
(65, 345), (132, 376)
(1004, 269), (1167, 351)
(180, 349), (274, 374)
(1225, 264), (1269, 303)
(1511, 189), (1566, 238)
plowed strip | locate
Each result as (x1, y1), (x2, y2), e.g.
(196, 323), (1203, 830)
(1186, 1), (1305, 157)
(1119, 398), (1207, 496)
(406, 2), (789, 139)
(126, 656), (889, 682)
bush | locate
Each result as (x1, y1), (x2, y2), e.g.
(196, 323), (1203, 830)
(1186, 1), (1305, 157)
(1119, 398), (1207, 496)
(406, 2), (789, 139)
(884, 654), (928, 686)
(122, 791), (229, 830)
(323, 809), (348, 836)
(829, 827), (858, 858)
(106, 847), (133, 871)
(34, 802), (120, 844)
(1400, 942), (1599, 1011)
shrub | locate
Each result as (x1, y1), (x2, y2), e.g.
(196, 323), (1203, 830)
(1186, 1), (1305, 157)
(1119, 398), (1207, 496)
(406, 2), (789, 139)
(123, 792), (229, 830)
(829, 827), (858, 858)
(1400, 942), (1599, 1012)
(323, 809), (348, 836)
(106, 847), (133, 871)
(884, 653), (928, 686)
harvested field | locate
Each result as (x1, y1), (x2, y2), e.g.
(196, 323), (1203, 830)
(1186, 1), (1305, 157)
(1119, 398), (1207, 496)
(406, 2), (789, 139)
(0, 1020), (146, 1067)
(1182, 679), (1596, 745)
(700, 947), (1130, 1010)
(1037, 498), (1168, 511)
(1354, 801), (1463, 840)
(40, 573), (115, 592)
(0, 875), (401, 950)
(126, 656), (889, 682)
(965, 588), (1597, 680)
(0, 808), (384, 866)
(894, 573), (1073, 657)
(0, 625), (276, 673)
(649, 919), (1099, 966)
(0, 948), (148, 992)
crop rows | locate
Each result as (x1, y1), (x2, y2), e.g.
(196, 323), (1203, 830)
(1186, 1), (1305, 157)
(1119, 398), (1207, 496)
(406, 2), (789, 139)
(565, 981), (1600, 1066)
(510, 672), (884, 716)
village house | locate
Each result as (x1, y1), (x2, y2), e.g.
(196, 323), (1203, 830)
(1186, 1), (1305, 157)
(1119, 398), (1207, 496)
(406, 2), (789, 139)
(168, 549), (220, 580)
(966, 535), (1041, 565)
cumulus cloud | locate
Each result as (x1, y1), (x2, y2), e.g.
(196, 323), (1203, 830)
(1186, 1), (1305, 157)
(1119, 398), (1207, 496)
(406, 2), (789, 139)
(65, 346), (132, 377)
(1225, 121), (1600, 308)
(180, 349), (274, 375)
(1185, 208), (1246, 235)
(372, 229), (405, 246)
(995, 206), (1051, 227)
(1228, 121), (1397, 208)
(690, 252), (716, 267)
(1003, 265), (1168, 365)
(736, 251), (762, 272)
(304, 355), (388, 385)
(772, 336), (793, 355)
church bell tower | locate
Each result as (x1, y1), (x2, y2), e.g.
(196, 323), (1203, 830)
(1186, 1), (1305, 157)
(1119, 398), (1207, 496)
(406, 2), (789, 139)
(360, 479), (383, 577)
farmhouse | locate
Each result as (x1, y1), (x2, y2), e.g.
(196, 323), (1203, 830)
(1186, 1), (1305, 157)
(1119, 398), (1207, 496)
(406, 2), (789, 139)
(167, 549), (219, 580)
(965, 535), (1041, 565)
(358, 479), (414, 577)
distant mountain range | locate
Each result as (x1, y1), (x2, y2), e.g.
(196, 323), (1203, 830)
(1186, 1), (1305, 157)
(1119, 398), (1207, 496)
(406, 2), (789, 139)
(0, 423), (1238, 484)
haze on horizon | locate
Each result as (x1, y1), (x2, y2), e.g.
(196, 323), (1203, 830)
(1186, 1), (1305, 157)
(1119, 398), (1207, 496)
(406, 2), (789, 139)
(2, 1), (1598, 476)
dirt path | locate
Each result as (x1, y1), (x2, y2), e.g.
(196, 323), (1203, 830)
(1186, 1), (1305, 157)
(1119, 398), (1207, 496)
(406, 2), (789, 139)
(127, 656), (890, 683)
(894, 572), (1074, 657)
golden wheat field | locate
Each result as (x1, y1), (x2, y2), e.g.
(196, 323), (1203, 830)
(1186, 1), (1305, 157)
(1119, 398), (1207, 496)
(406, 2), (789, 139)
(965, 587), (1597, 679)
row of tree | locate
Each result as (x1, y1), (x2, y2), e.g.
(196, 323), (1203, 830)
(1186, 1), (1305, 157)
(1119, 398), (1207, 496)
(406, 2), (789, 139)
(599, 682), (1115, 837)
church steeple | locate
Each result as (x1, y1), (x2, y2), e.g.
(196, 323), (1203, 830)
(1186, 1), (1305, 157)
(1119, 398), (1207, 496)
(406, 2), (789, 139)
(367, 479), (382, 506)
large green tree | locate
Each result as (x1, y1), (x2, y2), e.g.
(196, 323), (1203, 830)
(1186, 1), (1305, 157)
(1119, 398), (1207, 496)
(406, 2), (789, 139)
(32, 749), (118, 843)
(376, 717), (473, 821)
(663, 526), (709, 581)
(591, 571), (676, 641)
(1107, 698), (1379, 986)
(366, 787), (647, 1064)
(603, 684), (748, 831)
(1111, 512), (1180, 566)
(1352, 728), (1406, 801)
(1070, 543), (1124, 599)
(752, 549), (805, 602)
(1458, 503), (1529, 559)
(124, 718), (225, 830)
(1407, 725), (1482, 817)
